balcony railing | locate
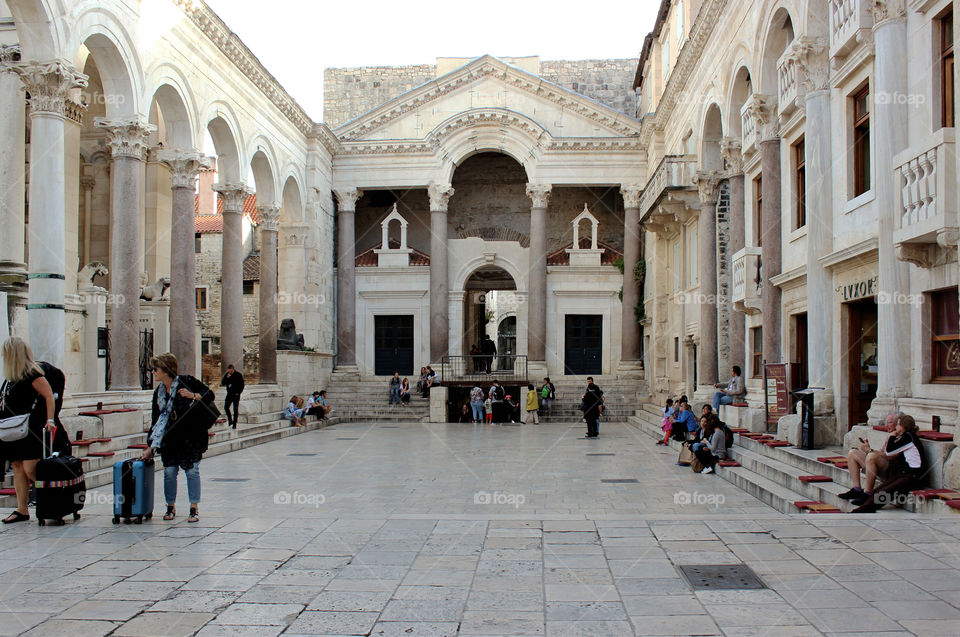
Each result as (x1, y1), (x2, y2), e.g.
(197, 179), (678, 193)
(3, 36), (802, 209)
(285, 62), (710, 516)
(440, 355), (529, 384)
(638, 154), (698, 215)
(893, 129), (959, 261)
(740, 94), (770, 155)
(777, 47), (803, 117)
(732, 247), (762, 314)
(829, 0), (873, 59)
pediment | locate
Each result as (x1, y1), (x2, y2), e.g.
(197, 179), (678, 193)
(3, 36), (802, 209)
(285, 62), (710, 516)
(334, 55), (642, 143)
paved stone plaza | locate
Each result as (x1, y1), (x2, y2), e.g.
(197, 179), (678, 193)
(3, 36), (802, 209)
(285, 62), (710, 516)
(2, 421), (960, 636)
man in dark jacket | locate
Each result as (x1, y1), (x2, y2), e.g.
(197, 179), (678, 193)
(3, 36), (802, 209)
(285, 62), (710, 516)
(221, 365), (244, 429)
(481, 336), (496, 374)
(582, 379), (604, 438)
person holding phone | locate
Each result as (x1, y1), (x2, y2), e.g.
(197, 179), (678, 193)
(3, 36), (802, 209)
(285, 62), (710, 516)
(838, 411), (898, 505)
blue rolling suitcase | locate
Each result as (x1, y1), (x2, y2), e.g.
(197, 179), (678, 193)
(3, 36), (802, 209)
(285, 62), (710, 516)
(112, 459), (154, 524)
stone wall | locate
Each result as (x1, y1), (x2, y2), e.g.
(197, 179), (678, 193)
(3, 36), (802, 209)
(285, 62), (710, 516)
(324, 58), (639, 128)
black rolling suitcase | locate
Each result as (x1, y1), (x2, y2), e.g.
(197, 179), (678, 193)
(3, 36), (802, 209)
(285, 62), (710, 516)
(35, 430), (85, 526)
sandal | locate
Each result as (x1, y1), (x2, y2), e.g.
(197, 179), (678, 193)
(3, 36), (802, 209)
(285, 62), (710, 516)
(2, 511), (29, 524)
(162, 505), (176, 521)
(187, 507), (199, 523)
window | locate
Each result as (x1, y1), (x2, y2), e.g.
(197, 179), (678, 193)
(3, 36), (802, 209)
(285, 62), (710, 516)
(751, 327), (763, 378)
(195, 233), (202, 253)
(676, 0), (684, 44)
(674, 336), (680, 363)
(672, 241), (681, 293)
(753, 175), (763, 247)
(941, 11), (955, 128)
(686, 224), (698, 288)
(930, 288), (959, 382)
(196, 287), (207, 311)
(200, 339), (210, 356)
(794, 138), (806, 229)
(852, 86), (871, 197)
(243, 281), (254, 295)
(662, 38), (670, 79)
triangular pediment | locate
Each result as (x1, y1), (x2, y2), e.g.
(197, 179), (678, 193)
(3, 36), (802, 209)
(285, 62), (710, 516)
(334, 55), (642, 143)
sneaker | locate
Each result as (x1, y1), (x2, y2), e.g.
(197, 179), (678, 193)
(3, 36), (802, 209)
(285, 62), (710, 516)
(837, 487), (864, 500)
(850, 492), (871, 506)
(701, 466), (714, 474)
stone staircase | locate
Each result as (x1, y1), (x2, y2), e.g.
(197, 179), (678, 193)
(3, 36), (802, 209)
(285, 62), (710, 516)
(538, 376), (647, 424)
(320, 375), (431, 423)
(629, 402), (960, 515)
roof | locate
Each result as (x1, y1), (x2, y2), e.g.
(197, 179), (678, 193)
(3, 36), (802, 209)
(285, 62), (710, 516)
(195, 215), (223, 233)
(356, 239), (430, 266)
(546, 240), (623, 266)
(194, 193), (260, 233)
(243, 253), (260, 281)
(635, 0), (673, 90)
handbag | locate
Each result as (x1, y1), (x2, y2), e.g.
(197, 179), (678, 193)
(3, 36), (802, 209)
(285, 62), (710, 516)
(0, 381), (35, 443)
(691, 456), (704, 473)
(677, 444), (694, 466)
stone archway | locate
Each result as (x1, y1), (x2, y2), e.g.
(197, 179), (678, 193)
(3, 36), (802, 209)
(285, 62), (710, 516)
(462, 265), (517, 373)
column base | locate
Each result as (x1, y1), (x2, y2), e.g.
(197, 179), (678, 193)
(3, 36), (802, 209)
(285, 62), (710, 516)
(867, 396), (902, 427)
(0, 261), (28, 301)
(616, 360), (645, 380)
(526, 360), (548, 381)
(693, 385), (720, 408)
(331, 365), (360, 380)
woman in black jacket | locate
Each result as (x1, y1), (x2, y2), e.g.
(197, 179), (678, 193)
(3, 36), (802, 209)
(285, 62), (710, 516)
(140, 353), (217, 523)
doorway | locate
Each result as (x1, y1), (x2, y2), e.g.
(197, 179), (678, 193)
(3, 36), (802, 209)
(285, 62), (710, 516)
(374, 315), (414, 376)
(564, 315), (602, 375)
(793, 313), (808, 388)
(845, 299), (878, 428)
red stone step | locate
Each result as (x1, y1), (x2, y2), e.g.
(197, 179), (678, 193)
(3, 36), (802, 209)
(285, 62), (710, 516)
(86, 451), (115, 457)
(798, 475), (832, 483)
(918, 431), (953, 442)
(127, 443), (149, 450)
(765, 441), (792, 447)
(0, 488), (15, 496)
(717, 460), (741, 467)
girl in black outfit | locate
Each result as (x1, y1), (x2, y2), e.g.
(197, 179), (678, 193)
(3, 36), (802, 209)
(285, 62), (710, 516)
(852, 414), (926, 513)
(140, 353), (217, 523)
(0, 338), (68, 524)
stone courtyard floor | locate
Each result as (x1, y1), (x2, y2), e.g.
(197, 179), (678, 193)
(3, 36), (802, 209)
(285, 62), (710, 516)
(2, 421), (960, 636)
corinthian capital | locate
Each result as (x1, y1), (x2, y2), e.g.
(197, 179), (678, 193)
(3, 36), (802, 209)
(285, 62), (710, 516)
(157, 149), (211, 189)
(95, 115), (157, 160)
(720, 138), (744, 174)
(334, 188), (362, 213)
(428, 182), (455, 212)
(12, 59), (88, 117)
(213, 182), (252, 213)
(693, 170), (723, 205)
(743, 94), (777, 142)
(871, 0), (906, 26)
(526, 183), (552, 208)
(620, 185), (643, 209)
(258, 205), (281, 232)
(0, 45), (21, 67)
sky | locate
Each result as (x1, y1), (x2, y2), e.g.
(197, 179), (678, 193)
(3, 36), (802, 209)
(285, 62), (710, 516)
(202, 0), (660, 123)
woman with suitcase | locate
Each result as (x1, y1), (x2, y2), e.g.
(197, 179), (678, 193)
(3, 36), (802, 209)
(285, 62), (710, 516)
(140, 352), (218, 524)
(0, 338), (61, 524)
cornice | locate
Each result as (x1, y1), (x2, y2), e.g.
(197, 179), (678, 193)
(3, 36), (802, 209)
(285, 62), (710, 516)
(310, 124), (342, 156)
(172, 0), (314, 135)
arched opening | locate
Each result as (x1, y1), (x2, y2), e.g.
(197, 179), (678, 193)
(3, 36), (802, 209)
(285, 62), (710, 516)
(701, 103), (724, 170)
(760, 8), (794, 98)
(463, 265), (517, 373)
(449, 152), (529, 242)
(728, 66), (752, 139)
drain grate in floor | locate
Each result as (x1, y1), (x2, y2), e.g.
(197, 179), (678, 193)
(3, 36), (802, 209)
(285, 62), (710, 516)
(287, 453), (317, 457)
(211, 478), (250, 483)
(678, 564), (766, 590)
(586, 453), (616, 456)
(601, 478), (638, 483)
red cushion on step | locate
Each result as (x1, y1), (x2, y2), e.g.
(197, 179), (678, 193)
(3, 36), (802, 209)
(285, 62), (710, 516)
(730, 428), (749, 433)
(798, 475), (833, 483)
(86, 451), (114, 457)
(944, 500), (960, 510)
(873, 425), (888, 431)
(766, 441), (792, 447)
(817, 456), (846, 463)
(918, 431), (953, 441)
(71, 439), (96, 446)
(731, 402), (748, 407)
(793, 501), (822, 509)
(834, 462), (848, 469)
(127, 444), (149, 449)
(808, 507), (843, 513)
(208, 431), (215, 437)
(914, 488), (956, 498)
(0, 488), (15, 496)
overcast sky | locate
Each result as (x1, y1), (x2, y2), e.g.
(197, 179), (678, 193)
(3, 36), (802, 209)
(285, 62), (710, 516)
(203, 0), (659, 123)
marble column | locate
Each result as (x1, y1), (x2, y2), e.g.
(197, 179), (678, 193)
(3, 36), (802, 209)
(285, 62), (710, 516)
(80, 174), (95, 267)
(428, 182), (454, 364)
(333, 188), (361, 369)
(14, 60), (88, 366)
(759, 135), (783, 365)
(214, 183), (250, 376)
(873, 2), (911, 401)
(526, 184), (551, 364)
(694, 171), (723, 388)
(96, 115), (156, 390)
(721, 139), (746, 369)
(620, 186), (643, 371)
(258, 205), (280, 384)
(158, 150), (209, 376)
(0, 46), (27, 300)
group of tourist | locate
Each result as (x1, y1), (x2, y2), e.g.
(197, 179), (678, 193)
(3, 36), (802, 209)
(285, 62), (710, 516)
(415, 367), (438, 398)
(658, 398), (729, 474)
(284, 391), (330, 426)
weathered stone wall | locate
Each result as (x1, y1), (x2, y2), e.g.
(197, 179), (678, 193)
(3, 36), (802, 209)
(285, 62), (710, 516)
(324, 58), (640, 128)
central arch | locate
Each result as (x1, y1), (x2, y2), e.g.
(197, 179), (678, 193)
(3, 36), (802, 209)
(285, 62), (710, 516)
(463, 265), (518, 373)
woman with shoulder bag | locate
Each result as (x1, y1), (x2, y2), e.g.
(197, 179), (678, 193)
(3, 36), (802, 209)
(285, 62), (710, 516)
(0, 338), (62, 524)
(140, 352), (217, 523)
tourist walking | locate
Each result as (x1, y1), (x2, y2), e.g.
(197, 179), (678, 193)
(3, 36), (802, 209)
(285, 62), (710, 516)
(0, 338), (66, 524)
(469, 384), (484, 423)
(524, 384), (540, 424)
(540, 377), (555, 417)
(388, 372), (402, 405)
(582, 379), (604, 438)
(481, 335), (497, 373)
(221, 364), (244, 429)
(141, 352), (217, 524)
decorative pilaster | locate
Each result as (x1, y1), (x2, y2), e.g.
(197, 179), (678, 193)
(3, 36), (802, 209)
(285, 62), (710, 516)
(214, 182), (251, 376)
(334, 188), (362, 368)
(526, 183), (551, 364)
(721, 138), (746, 371)
(620, 185), (644, 371)
(13, 60), (88, 367)
(159, 150), (210, 376)
(694, 171), (723, 388)
(428, 182), (454, 364)
(258, 205), (281, 384)
(80, 175), (96, 269)
(0, 46), (27, 299)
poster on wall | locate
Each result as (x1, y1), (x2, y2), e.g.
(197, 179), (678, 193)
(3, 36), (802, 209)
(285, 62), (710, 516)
(764, 362), (790, 426)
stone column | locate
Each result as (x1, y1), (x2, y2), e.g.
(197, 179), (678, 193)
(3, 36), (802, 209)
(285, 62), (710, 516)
(258, 205), (280, 384)
(873, 2), (912, 402)
(13, 60), (88, 366)
(620, 186), (643, 371)
(96, 115), (156, 390)
(428, 182), (454, 364)
(333, 188), (361, 369)
(214, 183), (250, 376)
(721, 139), (746, 369)
(759, 133), (782, 365)
(80, 174), (95, 267)
(0, 46), (27, 300)
(694, 171), (723, 388)
(158, 150), (209, 376)
(526, 183), (551, 364)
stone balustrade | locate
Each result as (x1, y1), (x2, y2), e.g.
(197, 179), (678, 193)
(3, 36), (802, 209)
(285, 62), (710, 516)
(777, 49), (800, 117)
(638, 154), (698, 216)
(731, 246), (762, 314)
(893, 129), (959, 267)
(829, 0), (873, 59)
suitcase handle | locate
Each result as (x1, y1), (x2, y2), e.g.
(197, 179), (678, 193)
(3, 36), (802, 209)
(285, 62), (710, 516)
(43, 427), (59, 459)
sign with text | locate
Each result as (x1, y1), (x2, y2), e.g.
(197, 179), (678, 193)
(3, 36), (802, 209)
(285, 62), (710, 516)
(765, 363), (790, 426)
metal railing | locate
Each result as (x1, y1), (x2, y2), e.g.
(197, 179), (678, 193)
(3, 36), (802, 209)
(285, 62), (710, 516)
(441, 355), (529, 384)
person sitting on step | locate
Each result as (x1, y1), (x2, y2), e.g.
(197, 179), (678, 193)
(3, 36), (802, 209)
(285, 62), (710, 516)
(691, 414), (726, 474)
(851, 414), (927, 512)
(284, 396), (308, 427)
(712, 365), (746, 412)
(838, 411), (898, 503)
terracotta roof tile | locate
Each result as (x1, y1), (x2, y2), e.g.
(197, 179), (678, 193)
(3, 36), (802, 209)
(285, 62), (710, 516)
(243, 253), (260, 281)
(195, 193), (260, 232)
(356, 239), (430, 266)
(195, 215), (223, 233)
(546, 240), (623, 266)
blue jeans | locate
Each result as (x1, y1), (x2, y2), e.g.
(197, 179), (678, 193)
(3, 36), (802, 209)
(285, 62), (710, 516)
(471, 401), (483, 421)
(713, 392), (734, 412)
(164, 462), (200, 505)
(389, 386), (400, 404)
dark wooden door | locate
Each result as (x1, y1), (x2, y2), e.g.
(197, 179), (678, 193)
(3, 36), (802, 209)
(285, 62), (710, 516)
(374, 315), (414, 376)
(793, 313), (808, 388)
(847, 300), (878, 428)
(564, 315), (602, 375)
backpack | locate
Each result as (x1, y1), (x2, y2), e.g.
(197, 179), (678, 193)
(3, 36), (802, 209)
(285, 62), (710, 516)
(38, 361), (65, 419)
(492, 385), (504, 401)
(719, 421), (734, 448)
(540, 385), (549, 399)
